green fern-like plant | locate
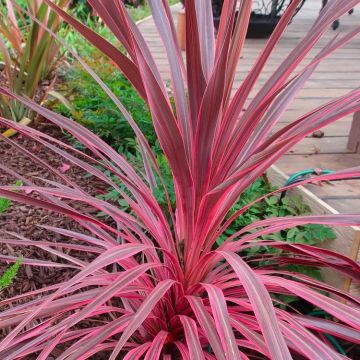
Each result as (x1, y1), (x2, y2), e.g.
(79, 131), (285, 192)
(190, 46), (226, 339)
(0, 258), (22, 290)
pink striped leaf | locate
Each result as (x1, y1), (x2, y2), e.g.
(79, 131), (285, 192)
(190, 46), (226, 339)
(220, 251), (292, 360)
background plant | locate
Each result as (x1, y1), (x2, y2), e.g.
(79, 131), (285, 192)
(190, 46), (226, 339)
(0, 258), (21, 290)
(55, 59), (156, 153)
(0, 0), (70, 123)
(0, 0), (360, 359)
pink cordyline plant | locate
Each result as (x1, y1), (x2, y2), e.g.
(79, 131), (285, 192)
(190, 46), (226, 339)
(1, 0), (360, 358)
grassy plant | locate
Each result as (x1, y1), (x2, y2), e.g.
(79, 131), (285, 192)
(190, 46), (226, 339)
(0, 1), (360, 358)
(0, 0), (70, 123)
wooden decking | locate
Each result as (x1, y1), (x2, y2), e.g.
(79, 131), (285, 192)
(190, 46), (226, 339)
(138, 1), (360, 214)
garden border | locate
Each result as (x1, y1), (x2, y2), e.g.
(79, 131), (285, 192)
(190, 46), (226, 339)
(268, 165), (360, 297)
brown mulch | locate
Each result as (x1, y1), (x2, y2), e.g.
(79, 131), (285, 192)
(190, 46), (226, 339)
(0, 67), (118, 359)
(0, 121), (109, 301)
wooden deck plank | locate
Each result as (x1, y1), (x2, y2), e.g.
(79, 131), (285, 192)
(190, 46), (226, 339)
(324, 198), (360, 214)
(287, 137), (353, 155)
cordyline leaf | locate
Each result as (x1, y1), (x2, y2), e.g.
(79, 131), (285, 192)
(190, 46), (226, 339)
(57, 316), (132, 360)
(278, 315), (345, 360)
(201, 284), (240, 359)
(194, 0), (215, 80)
(185, 0), (206, 129)
(262, 275), (360, 329)
(0, 187), (125, 238)
(230, 318), (268, 356)
(186, 296), (225, 360)
(293, 315), (360, 343)
(0, 254), (77, 269)
(222, 0), (252, 103)
(174, 341), (191, 360)
(0, 244), (147, 352)
(232, 214), (360, 240)
(144, 331), (169, 360)
(259, 270), (360, 305)
(110, 280), (174, 360)
(124, 343), (151, 360)
(148, 0), (190, 157)
(179, 316), (206, 360)
(218, 166), (360, 240)
(220, 251), (292, 360)
(43, 263), (159, 341)
(213, 0), (303, 169)
(37, 331), (65, 360)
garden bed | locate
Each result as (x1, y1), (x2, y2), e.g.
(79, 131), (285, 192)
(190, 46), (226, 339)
(0, 123), (108, 301)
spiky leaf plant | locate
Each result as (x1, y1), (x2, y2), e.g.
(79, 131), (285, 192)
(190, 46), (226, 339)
(1, 0), (360, 358)
(0, 0), (71, 123)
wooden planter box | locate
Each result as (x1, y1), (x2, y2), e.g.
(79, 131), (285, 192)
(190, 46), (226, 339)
(268, 166), (360, 296)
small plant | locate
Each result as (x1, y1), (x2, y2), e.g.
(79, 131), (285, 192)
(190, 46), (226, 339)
(0, 0), (70, 124)
(0, 180), (22, 214)
(0, 258), (22, 290)
(68, 0), (93, 22)
(0, 197), (11, 214)
(1, 1), (360, 359)
(55, 59), (155, 154)
(224, 178), (336, 245)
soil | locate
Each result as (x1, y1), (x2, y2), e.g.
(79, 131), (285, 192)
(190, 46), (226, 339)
(1, 56), (110, 301)
(0, 122), (108, 300)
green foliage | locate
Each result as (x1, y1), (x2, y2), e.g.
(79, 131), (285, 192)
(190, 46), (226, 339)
(224, 178), (336, 246)
(0, 197), (11, 214)
(0, 180), (23, 214)
(69, 0), (93, 22)
(0, 258), (22, 289)
(56, 64), (155, 153)
(54, 53), (155, 154)
(219, 177), (336, 280)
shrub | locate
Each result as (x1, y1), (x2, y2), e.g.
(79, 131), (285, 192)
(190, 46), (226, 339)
(0, 0), (70, 123)
(55, 58), (155, 154)
(0, 0), (360, 358)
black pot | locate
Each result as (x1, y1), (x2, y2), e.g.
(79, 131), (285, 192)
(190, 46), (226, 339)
(214, 12), (280, 39)
(246, 13), (280, 39)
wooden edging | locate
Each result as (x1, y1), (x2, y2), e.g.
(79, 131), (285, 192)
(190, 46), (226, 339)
(268, 165), (360, 296)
